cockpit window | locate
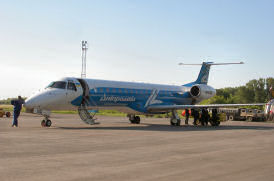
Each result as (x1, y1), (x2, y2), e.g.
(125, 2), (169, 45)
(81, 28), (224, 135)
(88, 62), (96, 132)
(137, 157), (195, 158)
(47, 81), (67, 89)
(67, 82), (77, 91)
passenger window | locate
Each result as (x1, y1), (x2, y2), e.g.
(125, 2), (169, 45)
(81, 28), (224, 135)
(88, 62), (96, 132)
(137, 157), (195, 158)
(67, 82), (77, 91)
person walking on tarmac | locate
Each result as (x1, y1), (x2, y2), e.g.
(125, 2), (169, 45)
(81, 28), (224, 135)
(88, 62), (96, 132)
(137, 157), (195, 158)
(11, 96), (25, 127)
(185, 109), (190, 125)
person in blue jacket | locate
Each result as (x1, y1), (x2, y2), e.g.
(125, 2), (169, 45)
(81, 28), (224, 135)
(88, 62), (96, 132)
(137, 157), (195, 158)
(11, 96), (25, 127)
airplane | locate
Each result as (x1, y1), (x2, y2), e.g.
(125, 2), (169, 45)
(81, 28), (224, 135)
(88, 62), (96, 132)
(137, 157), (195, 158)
(24, 62), (265, 127)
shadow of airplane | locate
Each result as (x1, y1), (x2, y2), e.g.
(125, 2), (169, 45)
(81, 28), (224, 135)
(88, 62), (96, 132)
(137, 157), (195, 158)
(55, 122), (274, 132)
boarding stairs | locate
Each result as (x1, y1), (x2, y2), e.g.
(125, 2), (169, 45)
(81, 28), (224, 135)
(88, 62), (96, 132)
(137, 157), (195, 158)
(78, 97), (98, 125)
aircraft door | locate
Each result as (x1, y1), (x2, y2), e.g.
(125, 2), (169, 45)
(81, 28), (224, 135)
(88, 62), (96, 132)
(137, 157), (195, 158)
(66, 80), (82, 105)
(77, 79), (90, 105)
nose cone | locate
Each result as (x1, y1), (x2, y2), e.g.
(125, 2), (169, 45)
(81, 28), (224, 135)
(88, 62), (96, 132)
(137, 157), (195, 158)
(24, 98), (35, 113)
(23, 90), (49, 109)
(24, 98), (35, 109)
(24, 95), (42, 113)
(24, 89), (68, 111)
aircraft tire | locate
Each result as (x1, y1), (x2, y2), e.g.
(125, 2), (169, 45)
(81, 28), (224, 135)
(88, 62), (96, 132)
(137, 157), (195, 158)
(129, 116), (140, 124)
(170, 118), (181, 126)
(6, 112), (11, 117)
(46, 120), (52, 127)
(41, 120), (46, 127)
(247, 117), (253, 122)
(134, 116), (140, 124)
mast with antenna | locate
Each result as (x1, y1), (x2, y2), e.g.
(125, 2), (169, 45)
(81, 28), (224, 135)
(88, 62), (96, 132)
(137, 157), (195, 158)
(81, 41), (88, 78)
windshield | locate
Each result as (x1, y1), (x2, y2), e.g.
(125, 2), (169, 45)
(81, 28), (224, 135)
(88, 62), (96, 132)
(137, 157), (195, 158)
(46, 81), (67, 89)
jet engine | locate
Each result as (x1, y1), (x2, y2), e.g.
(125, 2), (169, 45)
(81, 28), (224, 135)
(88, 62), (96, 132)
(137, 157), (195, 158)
(190, 84), (216, 103)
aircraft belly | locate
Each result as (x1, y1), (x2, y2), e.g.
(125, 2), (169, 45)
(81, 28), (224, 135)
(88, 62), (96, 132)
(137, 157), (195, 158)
(88, 106), (142, 114)
(43, 103), (78, 111)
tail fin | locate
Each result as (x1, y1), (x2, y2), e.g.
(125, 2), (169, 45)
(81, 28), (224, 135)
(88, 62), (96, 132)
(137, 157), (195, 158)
(195, 62), (212, 84)
(180, 61), (244, 86)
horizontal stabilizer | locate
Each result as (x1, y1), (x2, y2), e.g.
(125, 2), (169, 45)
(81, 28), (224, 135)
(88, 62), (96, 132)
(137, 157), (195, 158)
(181, 61), (244, 85)
(178, 62), (244, 66)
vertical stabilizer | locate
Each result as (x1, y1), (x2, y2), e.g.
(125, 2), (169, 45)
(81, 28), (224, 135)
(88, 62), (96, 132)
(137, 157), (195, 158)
(180, 61), (244, 86)
(194, 62), (213, 85)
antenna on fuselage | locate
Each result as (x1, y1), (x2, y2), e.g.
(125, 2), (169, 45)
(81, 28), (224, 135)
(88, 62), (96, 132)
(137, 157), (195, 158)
(81, 41), (88, 78)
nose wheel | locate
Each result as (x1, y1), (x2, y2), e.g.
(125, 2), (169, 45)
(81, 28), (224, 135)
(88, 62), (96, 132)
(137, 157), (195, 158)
(41, 119), (52, 127)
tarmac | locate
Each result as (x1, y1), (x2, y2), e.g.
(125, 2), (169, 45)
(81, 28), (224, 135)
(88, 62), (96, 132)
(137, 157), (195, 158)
(1, 113), (274, 181)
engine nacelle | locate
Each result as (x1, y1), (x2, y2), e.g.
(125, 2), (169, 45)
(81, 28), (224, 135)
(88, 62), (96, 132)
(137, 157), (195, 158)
(190, 84), (216, 103)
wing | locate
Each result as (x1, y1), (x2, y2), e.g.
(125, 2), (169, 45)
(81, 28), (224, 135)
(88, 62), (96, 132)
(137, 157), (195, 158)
(147, 103), (265, 112)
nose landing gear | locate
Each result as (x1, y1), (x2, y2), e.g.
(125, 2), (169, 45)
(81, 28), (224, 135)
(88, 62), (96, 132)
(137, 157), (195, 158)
(40, 111), (52, 127)
(41, 119), (52, 127)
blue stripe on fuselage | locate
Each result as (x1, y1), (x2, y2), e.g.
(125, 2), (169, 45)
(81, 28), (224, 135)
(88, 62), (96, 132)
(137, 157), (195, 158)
(71, 87), (192, 113)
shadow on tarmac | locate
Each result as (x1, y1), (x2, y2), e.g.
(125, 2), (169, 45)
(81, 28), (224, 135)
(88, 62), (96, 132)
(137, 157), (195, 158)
(55, 123), (274, 132)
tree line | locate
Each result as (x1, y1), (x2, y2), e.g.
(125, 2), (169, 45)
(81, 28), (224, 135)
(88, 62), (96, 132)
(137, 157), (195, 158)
(202, 77), (274, 104)
(0, 98), (14, 105)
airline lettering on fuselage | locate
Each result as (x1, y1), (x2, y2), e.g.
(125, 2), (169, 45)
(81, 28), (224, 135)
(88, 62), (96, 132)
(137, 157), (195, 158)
(100, 95), (136, 103)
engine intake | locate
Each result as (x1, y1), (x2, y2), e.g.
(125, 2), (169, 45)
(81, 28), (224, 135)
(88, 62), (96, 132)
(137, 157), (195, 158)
(190, 84), (216, 102)
(190, 85), (200, 97)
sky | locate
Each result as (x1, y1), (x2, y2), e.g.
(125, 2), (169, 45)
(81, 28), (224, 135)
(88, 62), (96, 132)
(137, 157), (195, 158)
(0, 0), (273, 99)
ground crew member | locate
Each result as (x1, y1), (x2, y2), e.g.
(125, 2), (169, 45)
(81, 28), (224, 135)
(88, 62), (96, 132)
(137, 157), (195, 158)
(205, 109), (210, 126)
(185, 109), (190, 125)
(193, 109), (199, 125)
(201, 109), (209, 126)
(191, 109), (195, 124)
(211, 109), (220, 126)
(200, 109), (205, 126)
(11, 96), (25, 127)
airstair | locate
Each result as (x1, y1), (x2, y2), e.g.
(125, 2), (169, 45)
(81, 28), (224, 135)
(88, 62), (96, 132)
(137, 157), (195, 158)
(76, 78), (99, 125)
(78, 104), (98, 125)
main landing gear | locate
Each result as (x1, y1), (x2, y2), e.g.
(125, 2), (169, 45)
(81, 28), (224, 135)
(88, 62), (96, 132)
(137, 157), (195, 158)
(128, 114), (141, 124)
(170, 110), (181, 126)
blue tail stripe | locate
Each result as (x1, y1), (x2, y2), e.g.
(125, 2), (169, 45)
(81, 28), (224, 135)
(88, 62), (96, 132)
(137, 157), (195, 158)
(183, 62), (213, 86)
